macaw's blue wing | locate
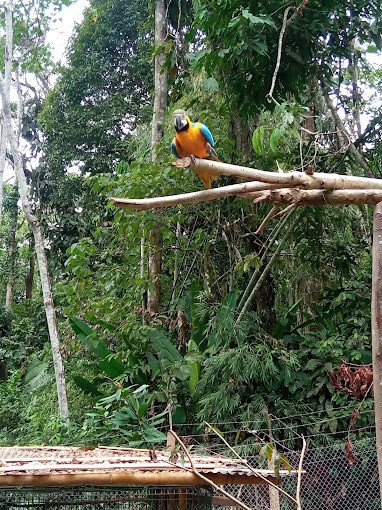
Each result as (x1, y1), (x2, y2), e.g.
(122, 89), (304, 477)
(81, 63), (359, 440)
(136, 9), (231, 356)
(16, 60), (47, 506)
(199, 123), (215, 146)
(171, 140), (180, 158)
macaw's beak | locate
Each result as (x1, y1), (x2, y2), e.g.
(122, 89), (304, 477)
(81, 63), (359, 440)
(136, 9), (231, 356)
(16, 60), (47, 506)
(174, 115), (183, 131)
(174, 114), (188, 131)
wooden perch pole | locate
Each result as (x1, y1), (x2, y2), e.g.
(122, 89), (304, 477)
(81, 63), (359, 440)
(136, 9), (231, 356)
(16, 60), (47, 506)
(112, 158), (382, 212)
(244, 189), (382, 207)
(111, 181), (289, 210)
(185, 158), (382, 190)
(372, 201), (382, 506)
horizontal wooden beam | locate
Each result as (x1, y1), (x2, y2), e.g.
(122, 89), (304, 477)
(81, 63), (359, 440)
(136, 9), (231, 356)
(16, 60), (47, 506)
(0, 471), (280, 487)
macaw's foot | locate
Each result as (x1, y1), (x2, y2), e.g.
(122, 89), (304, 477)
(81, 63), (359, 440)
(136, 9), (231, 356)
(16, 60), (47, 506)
(190, 154), (197, 165)
(171, 157), (193, 168)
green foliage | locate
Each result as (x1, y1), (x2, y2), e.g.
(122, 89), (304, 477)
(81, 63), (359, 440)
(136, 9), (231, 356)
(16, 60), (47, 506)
(192, 0), (382, 117)
(252, 102), (305, 160)
(39, 0), (152, 175)
(1, 0), (380, 455)
(83, 385), (167, 447)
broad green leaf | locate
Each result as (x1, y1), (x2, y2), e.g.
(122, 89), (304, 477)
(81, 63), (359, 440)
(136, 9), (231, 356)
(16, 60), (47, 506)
(142, 428), (167, 444)
(305, 359), (321, 370)
(203, 77), (220, 92)
(189, 360), (201, 394)
(172, 405), (187, 425)
(70, 317), (125, 378)
(151, 330), (181, 361)
(278, 453), (292, 472)
(252, 127), (264, 154)
(24, 361), (48, 385)
(133, 384), (150, 395)
(73, 376), (102, 396)
(269, 129), (282, 153)
(98, 358), (126, 379)
(147, 353), (161, 377)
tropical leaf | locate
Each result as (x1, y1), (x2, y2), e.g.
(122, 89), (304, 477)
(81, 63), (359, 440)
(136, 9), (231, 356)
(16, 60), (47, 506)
(73, 376), (102, 396)
(151, 329), (181, 361)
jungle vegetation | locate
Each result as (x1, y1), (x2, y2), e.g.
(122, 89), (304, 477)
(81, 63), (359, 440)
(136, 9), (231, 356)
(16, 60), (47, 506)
(0, 0), (381, 454)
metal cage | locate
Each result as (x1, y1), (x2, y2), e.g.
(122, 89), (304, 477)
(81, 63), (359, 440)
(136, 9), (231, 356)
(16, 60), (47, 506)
(0, 485), (213, 510)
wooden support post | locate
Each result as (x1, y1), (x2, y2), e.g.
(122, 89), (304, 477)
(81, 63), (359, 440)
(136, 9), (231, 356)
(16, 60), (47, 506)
(372, 201), (382, 504)
(179, 489), (187, 510)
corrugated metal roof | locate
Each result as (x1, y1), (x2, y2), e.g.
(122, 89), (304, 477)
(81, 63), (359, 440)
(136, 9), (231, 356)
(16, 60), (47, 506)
(0, 446), (286, 478)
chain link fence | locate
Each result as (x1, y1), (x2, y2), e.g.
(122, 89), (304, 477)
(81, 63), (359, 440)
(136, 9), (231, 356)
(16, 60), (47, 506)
(213, 437), (380, 510)
(0, 439), (378, 509)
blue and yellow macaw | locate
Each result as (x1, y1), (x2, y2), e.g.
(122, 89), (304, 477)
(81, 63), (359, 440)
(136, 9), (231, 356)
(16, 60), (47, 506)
(171, 110), (220, 189)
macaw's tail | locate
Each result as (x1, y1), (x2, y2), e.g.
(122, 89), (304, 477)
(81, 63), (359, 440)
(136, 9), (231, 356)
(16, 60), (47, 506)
(194, 169), (219, 190)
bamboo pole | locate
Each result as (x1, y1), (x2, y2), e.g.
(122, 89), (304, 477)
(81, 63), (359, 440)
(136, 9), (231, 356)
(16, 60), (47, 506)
(372, 202), (382, 505)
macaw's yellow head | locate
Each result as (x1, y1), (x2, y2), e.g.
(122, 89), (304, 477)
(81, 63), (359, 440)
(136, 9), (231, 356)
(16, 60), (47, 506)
(174, 109), (189, 132)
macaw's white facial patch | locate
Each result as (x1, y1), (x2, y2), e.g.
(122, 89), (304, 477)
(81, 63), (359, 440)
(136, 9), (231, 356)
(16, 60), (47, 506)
(174, 114), (188, 131)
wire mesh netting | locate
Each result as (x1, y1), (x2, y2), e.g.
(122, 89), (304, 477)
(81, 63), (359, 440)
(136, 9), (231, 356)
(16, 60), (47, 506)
(0, 438), (379, 510)
(0, 486), (212, 510)
(213, 437), (379, 510)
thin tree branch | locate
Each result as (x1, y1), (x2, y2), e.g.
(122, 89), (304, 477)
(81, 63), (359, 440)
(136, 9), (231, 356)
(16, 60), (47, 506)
(296, 435), (307, 510)
(236, 210), (302, 323)
(266, 6), (295, 105)
(273, 204), (296, 219)
(266, 0), (308, 105)
(321, 86), (370, 175)
(204, 422), (298, 506)
(255, 205), (279, 234)
(168, 431), (254, 510)
(236, 209), (294, 313)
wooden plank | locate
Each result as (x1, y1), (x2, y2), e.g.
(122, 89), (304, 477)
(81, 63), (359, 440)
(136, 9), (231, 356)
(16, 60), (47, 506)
(0, 471), (281, 487)
(372, 201), (382, 506)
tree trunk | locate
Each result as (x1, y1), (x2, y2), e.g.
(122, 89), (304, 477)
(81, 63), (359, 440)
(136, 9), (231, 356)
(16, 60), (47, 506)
(372, 202), (382, 505)
(171, 221), (181, 303)
(147, 0), (168, 312)
(349, 40), (362, 140)
(230, 115), (253, 162)
(0, 361), (7, 382)
(25, 237), (35, 299)
(0, 120), (6, 227)
(151, 0), (168, 158)
(148, 229), (162, 313)
(0, 0), (69, 420)
(0, 0), (12, 228)
(5, 201), (17, 312)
